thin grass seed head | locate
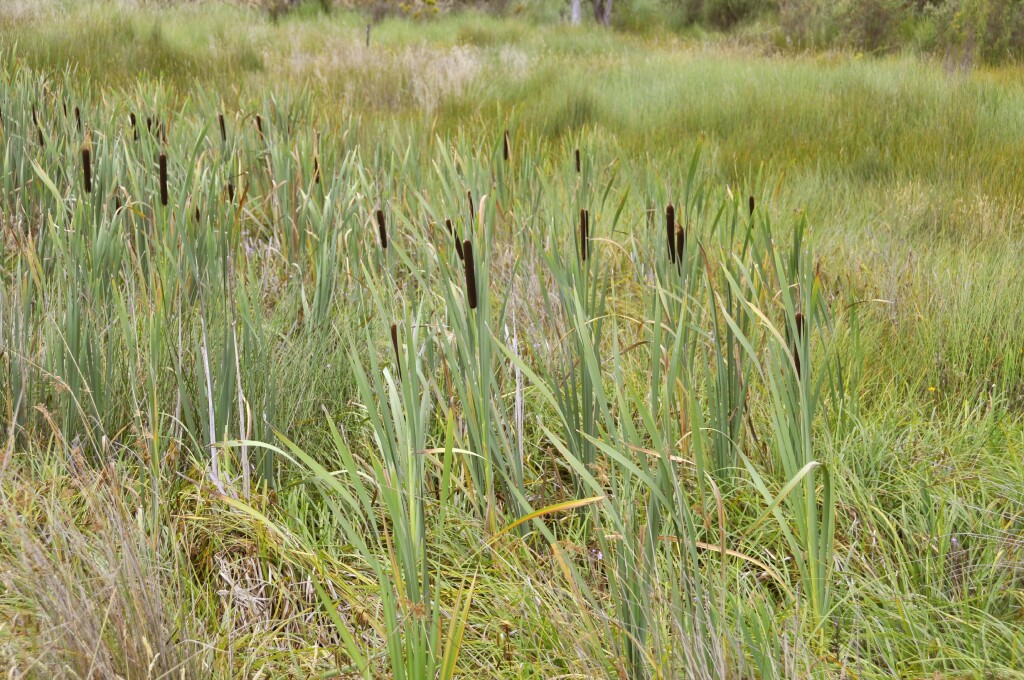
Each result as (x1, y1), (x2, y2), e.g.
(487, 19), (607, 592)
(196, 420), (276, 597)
(666, 204), (676, 263)
(81, 146), (91, 194)
(158, 153), (168, 206)
(376, 208), (388, 250)
(463, 239), (477, 310)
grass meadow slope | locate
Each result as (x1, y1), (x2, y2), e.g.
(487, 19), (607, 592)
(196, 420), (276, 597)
(1, 2), (1023, 678)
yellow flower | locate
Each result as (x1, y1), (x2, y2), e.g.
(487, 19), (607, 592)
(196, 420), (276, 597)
(928, 386), (937, 392)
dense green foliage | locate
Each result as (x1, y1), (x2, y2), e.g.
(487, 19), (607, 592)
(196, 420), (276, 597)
(1, 3), (1023, 678)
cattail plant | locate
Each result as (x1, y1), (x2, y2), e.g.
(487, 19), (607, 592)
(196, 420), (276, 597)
(463, 239), (477, 310)
(255, 114), (263, 138)
(749, 195), (755, 216)
(130, 112), (138, 140)
(391, 323), (402, 379)
(793, 311), (805, 379)
(445, 218), (464, 260)
(147, 116), (152, 134)
(503, 130), (510, 162)
(158, 153), (168, 206)
(575, 148), (581, 173)
(467, 189), (474, 224)
(666, 204), (676, 263)
(227, 182), (235, 203)
(81, 146), (91, 194)
(376, 208), (388, 250)
(218, 113), (226, 143)
(579, 208), (589, 262)
(74, 106), (81, 134)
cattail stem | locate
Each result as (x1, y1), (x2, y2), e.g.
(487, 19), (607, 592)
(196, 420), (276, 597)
(463, 239), (477, 310)
(391, 323), (402, 379)
(81, 147), (91, 194)
(159, 153), (168, 206)
(580, 209), (589, 262)
(666, 204), (676, 264)
(376, 208), (388, 250)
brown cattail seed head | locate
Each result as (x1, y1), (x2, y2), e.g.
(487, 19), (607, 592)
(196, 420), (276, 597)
(793, 312), (805, 379)
(580, 209), (589, 262)
(255, 114), (264, 137)
(748, 195), (755, 216)
(227, 182), (235, 202)
(376, 208), (388, 250)
(218, 113), (226, 143)
(81, 147), (91, 194)
(467, 190), (474, 223)
(575, 148), (581, 173)
(74, 106), (81, 133)
(445, 218), (464, 260)
(391, 323), (402, 379)
(503, 130), (510, 162)
(158, 153), (168, 206)
(666, 204), (676, 264)
(463, 239), (477, 310)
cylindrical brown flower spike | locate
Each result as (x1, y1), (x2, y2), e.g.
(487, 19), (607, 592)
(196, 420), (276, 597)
(793, 311), (805, 379)
(159, 153), (168, 206)
(467, 190), (474, 224)
(255, 114), (264, 138)
(391, 323), (402, 379)
(445, 218), (464, 260)
(376, 208), (388, 250)
(218, 113), (226, 143)
(74, 106), (81, 134)
(130, 112), (138, 140)
(503, 130), (510, 162)
(666, 204), (676, 264)
(575, 148), (581, 173)
(81, 147), (91, 194)
(748, 195), (755, 216)
(147, 117), (152, 134)
(580, 209), (589, 262)
(227, 182), (235, 202)
(463, 239), (477, 310)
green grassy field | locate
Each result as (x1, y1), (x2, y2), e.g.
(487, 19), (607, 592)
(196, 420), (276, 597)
(2, 2), (1023, 678)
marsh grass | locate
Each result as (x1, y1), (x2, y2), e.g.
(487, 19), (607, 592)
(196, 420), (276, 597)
(0, 4), (1022, 679)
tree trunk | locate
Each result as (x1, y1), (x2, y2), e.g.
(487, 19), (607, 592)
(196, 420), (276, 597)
(600, 0), (612, 26)
(570, 0), (581, 25)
